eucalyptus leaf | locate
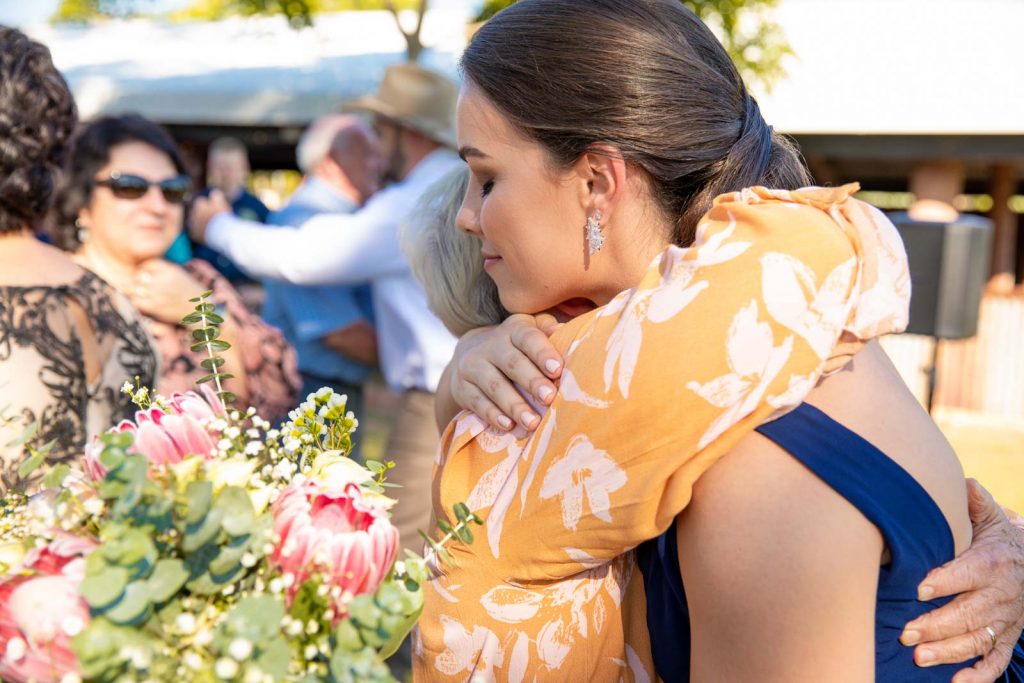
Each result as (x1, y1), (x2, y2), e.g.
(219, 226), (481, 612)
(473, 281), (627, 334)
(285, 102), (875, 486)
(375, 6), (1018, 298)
(216, 486), (255, 536)
(203, 312), (225, 324)
(224, 595), (284, 643)
(191, 327), (219, 342)
(183, 480), (213, 525)
(147, 558), (189, 603)
(200, 356), (226, 370)
(453, 503), (472, 525)
(80, 566), (129, 608)
(181, 313), (204, 324)
(183, 506), (224, 552)
(102, 580), (152, 624)
(16, 451), (44, 479)
(7, 421), (38, 448)
(42, 463), (70, 489)
(255, 637), (291, 679)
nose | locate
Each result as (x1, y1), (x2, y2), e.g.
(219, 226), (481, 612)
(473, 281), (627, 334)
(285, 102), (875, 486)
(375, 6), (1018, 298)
(140, 184), (171, 215)
(456, 192), (480, 236)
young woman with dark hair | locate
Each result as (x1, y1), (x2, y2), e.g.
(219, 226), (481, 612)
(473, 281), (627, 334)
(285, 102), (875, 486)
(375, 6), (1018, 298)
(409, 1), (1024, 680)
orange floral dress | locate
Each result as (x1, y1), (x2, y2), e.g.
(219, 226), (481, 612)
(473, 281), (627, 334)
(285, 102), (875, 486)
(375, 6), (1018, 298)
(416, 184), (911, 681)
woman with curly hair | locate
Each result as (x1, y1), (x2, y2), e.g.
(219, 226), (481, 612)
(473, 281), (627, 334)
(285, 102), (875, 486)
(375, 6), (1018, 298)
(55, 114), (301, 421)
(0, 26), (158, 490)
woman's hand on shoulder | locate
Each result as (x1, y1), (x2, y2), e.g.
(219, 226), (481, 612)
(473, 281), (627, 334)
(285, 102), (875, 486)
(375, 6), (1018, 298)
(901, 479), (1024, 683)
(446, 313), (563, 432)
(129, 259), (206, 325)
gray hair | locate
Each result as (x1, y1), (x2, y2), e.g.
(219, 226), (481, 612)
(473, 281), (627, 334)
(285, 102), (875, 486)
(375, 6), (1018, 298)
(401, 166), (507, 336)
(296, 115), (365, 174)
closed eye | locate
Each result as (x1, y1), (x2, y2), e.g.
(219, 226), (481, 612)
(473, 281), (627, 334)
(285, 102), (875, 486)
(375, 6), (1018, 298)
(481, 179), (494, 197)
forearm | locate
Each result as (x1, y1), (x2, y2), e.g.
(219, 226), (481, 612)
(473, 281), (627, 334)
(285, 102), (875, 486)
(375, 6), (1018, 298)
(434, 363), (460, 432)
(322, 322), (378, 367)
(206, 213), (405, 286)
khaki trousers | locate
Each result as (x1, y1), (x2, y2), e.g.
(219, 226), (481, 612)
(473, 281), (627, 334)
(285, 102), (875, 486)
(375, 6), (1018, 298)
(385, 389), (440, 556)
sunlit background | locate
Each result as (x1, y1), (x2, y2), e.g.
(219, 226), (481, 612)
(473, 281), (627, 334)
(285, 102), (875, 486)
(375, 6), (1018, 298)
(4, 0), (1022, 508)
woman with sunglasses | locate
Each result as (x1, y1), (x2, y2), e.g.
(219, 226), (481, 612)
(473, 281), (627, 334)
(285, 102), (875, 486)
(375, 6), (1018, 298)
(56, 114), (300, 419)
(0, 29), (159, 490)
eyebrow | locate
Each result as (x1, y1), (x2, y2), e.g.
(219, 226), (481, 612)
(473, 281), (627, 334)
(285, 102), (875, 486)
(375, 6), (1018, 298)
(458, 146), (489, 162)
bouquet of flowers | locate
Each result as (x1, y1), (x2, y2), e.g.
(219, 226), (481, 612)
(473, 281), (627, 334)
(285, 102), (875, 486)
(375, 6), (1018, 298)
(0, 293), (479, 683)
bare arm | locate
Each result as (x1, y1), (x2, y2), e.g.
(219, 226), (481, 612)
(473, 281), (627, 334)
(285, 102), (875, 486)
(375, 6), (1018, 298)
(677, 433), (881, 682)
(322, 320), (379, 367)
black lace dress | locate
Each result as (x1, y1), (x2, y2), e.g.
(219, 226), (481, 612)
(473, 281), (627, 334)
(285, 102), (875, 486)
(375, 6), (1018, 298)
(0, 272), (158, 491)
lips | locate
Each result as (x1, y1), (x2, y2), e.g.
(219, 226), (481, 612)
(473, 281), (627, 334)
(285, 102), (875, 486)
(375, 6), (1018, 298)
(481, 249), (501, 269)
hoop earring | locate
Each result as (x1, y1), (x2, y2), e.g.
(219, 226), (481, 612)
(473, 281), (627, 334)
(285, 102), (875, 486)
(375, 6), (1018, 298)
(586, 211), (605, 255)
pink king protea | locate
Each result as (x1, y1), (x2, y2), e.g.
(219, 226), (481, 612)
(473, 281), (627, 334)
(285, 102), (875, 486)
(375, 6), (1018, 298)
(270, 481), (399, 612)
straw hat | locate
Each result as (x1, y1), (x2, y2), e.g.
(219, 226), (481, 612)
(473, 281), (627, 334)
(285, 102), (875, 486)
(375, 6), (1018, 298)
(346, 64), (458, 149)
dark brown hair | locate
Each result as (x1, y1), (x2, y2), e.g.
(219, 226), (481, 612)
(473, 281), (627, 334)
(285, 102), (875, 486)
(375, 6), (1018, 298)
(54, 114), (188, 249)
(0, 26), (77, 235)
(461, 0), (810, 246)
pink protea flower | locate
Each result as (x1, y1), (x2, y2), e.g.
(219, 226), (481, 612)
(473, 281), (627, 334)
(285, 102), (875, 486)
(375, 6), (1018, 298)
(0, 535), (95, 683)
(169, 385), (225, 421)
(271, 481), (399, 613)
(84, 404), (216, 481)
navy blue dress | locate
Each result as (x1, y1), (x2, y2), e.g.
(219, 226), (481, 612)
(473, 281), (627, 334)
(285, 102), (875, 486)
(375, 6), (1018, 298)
(638, 402), (1024, 682)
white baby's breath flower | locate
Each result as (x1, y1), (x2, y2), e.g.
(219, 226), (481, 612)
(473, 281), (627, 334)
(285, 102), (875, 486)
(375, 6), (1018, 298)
(5, 636), (26, 661)
(244, 442), (262, 456)
(183, 651), (203, 671)
(305, 620), (319, 635)
(61, 615), (85, 637)
(60, 674), (83, 683)
(217, 438), (233, 451)
(266, 429), (279, 439)
(225, 426), (241, 439)
(304, 644), (318, 660)
(228, 638), (253, 661)
(121, 380), (134, 393)
(269, 578), (284, 594)
(240, 552), (257, 568)
(282, 573), (295, 589)
(194, 628), (214, 647)
(83, 497), (104, 516)
(176, 613), (197, 634)
(215, 657), (239, 679)
(286, 619), (303, 636)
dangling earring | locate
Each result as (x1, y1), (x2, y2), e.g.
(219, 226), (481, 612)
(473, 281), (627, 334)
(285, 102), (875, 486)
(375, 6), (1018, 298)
(586, 210), (605, 255)
(75, 218), (89, 244)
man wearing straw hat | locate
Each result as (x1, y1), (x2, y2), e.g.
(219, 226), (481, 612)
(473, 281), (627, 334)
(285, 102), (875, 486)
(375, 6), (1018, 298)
(190, 63), (462, 558)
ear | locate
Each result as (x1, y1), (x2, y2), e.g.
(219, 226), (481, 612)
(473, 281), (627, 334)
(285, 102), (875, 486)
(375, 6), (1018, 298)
(571, 143), (628, 219)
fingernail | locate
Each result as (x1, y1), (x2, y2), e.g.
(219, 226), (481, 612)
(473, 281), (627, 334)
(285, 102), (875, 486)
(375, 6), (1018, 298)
(496, 415), (513, 430)
(521, 411), (538, 429)
(918, 585), (934, 600)
(537, 385), (555, 403)
(544, 359), (561, 374)
(900, 630), (920, 646)
(916, 648), (936, 666)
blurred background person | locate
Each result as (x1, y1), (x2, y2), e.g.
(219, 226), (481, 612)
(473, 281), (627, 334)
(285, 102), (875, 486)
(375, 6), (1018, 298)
(56, 114), (300, 420)
(261, 114), (384, 452)
(190, 63), (460, 558)
(0, 27), (158, 490)
(194, 136), (270, 286)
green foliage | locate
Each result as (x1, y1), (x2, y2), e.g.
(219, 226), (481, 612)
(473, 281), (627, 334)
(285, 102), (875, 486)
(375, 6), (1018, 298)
(471, 0), (791, 90)
(182, 290), (236, 409)
(54, 0), (422, 26)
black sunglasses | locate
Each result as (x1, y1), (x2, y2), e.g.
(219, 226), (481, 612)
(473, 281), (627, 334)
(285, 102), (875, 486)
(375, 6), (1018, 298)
(94, 172), (191, 204)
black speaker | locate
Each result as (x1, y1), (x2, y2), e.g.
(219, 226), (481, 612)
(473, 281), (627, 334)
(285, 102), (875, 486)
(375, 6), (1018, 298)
(888, 212), (992, 340)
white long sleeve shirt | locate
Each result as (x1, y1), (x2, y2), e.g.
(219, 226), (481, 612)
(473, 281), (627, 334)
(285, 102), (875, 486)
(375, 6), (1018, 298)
(206, 149), (461, 393)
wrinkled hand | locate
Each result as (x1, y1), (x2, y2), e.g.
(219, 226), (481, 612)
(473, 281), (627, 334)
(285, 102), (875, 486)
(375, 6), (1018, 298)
(129, 259), (206, 325)
(450, 313), (563, 431)
(901, 479), (1024, 682)
(189, 189), (231, 244)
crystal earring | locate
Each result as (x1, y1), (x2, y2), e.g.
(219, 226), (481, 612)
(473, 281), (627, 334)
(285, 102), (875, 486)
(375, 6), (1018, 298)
(586, 210), (605, 255)
(75, 218), (89, 244)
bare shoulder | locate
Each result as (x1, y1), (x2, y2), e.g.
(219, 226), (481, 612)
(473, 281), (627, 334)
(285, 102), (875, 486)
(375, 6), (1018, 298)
(677, 431), (881, 682)
(0, 239), (85, 286)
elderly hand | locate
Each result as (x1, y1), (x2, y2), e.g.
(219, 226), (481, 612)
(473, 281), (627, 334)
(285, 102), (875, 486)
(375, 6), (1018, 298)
(449, 313), (563, 431)
(900, 479), (1024, 682)
(188, 189), (231, 244)
(129, 259), (207, 325)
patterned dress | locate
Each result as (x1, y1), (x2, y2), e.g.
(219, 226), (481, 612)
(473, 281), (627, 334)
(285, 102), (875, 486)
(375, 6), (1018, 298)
(0, 272), (158, 491)
(416, 184), (912, 681)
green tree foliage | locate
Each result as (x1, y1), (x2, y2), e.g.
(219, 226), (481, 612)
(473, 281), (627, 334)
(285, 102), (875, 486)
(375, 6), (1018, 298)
(473, 0), (792, 90)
